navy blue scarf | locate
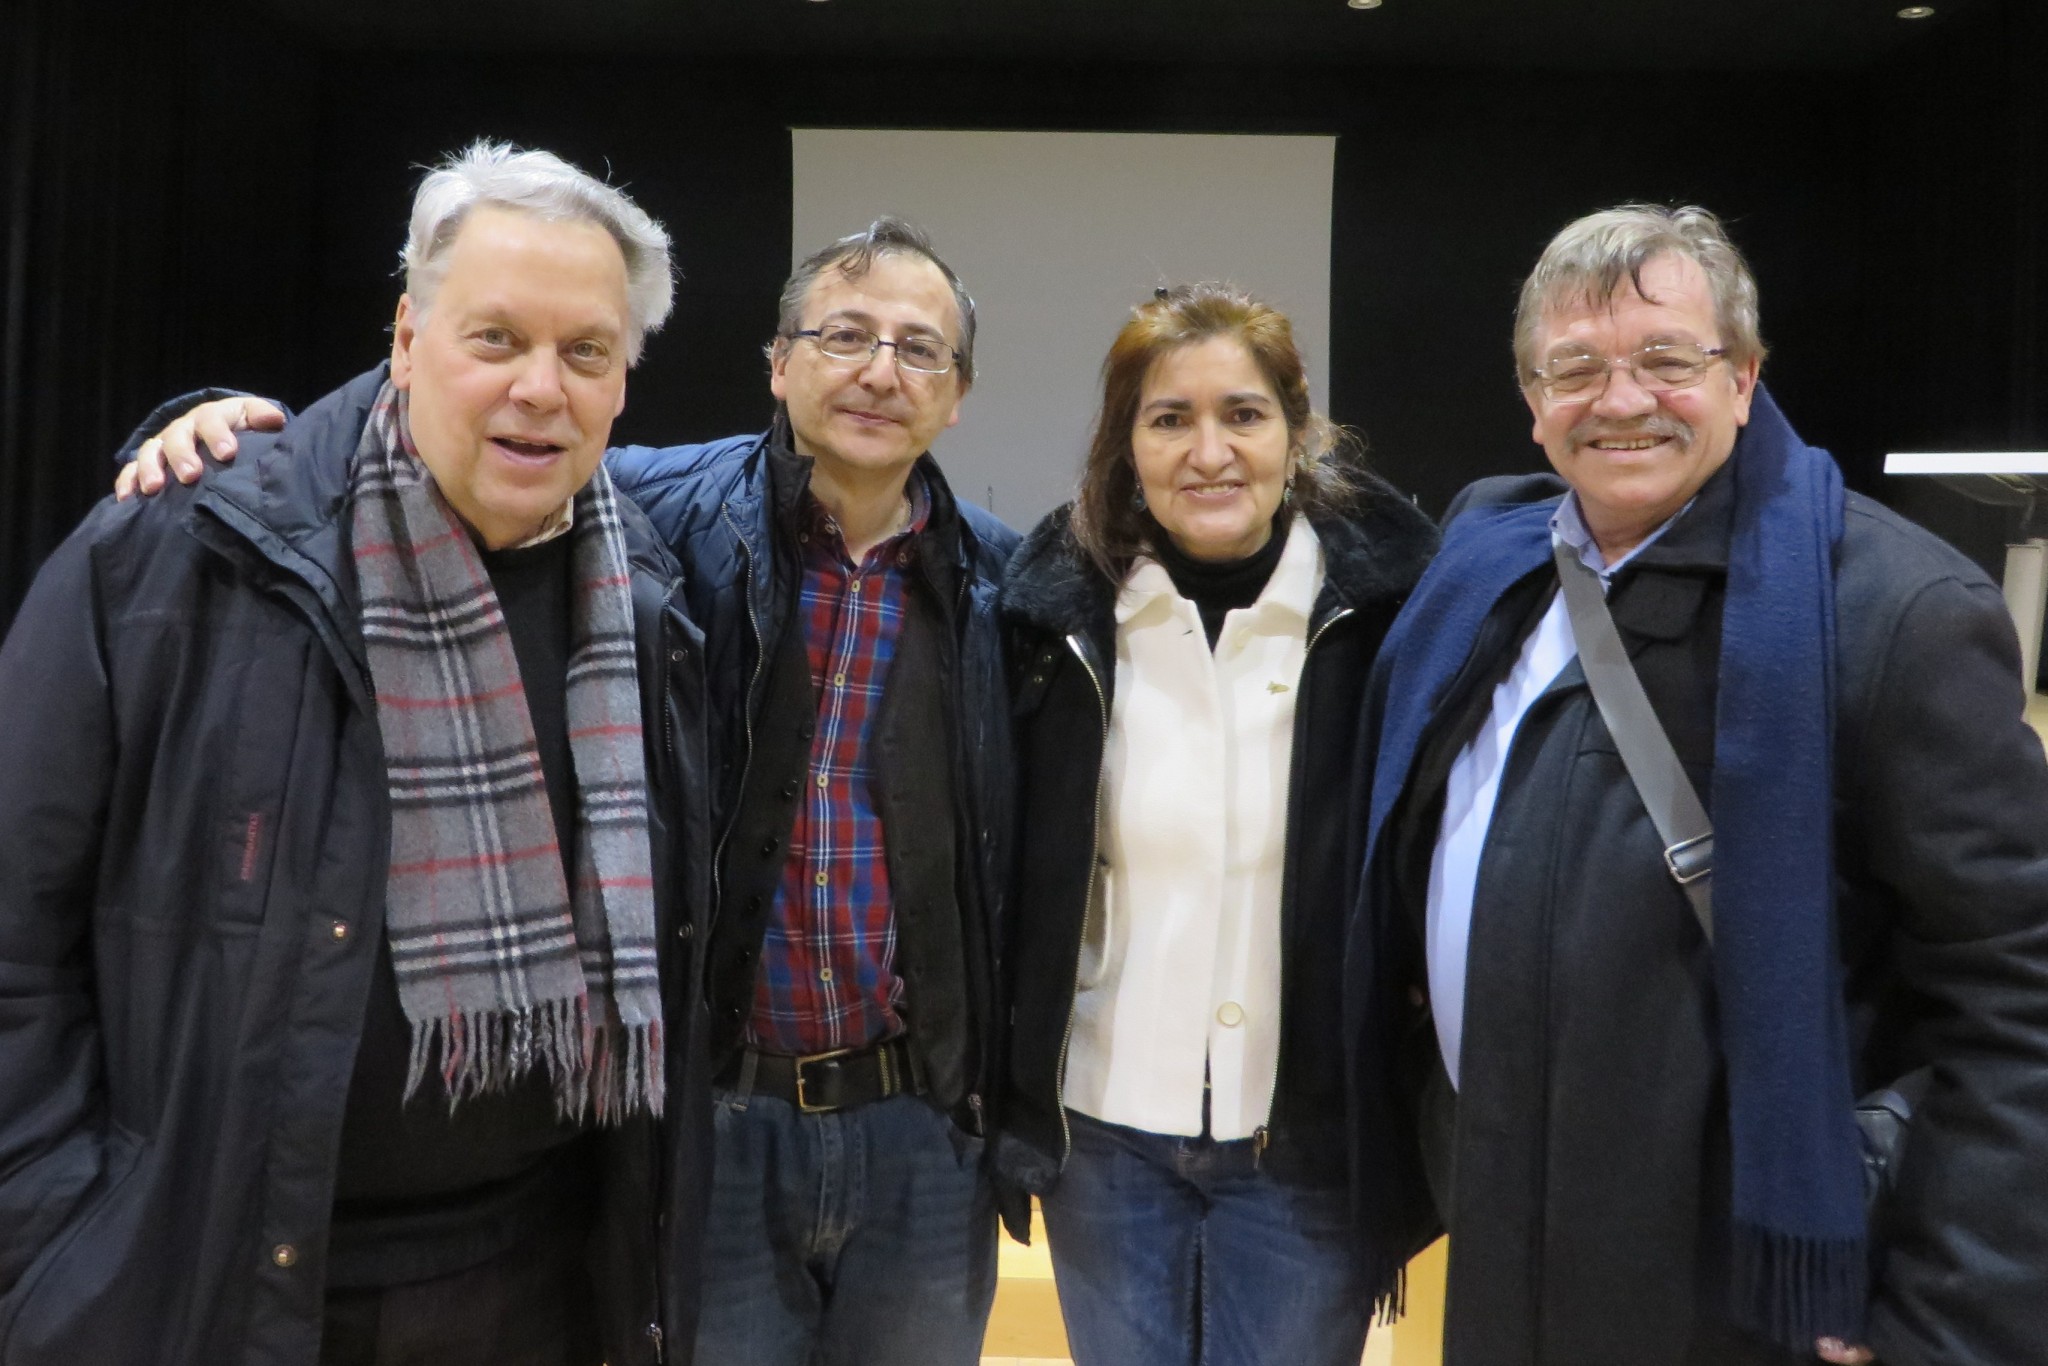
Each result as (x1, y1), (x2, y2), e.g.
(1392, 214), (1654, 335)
(1363, 386), (1867, 1347)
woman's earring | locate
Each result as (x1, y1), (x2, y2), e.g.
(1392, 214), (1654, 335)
(1131, 485), (1147, 511)
(1283, 463), (1299, 505)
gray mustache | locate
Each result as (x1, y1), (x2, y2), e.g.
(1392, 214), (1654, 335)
(1567, 415), (1695, 448)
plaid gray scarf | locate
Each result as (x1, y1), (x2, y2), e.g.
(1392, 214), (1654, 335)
(351, 381), (662, 1122)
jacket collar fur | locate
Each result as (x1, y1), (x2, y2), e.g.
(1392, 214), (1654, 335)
(1001, 471), (1440, 642)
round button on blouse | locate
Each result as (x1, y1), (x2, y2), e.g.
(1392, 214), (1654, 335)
(1215, 1002), (1245, 1028)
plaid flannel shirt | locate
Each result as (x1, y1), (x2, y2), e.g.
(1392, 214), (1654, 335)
(744, 478), (932, 1054)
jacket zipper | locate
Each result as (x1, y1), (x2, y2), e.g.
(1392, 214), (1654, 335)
(659, 580), (683, 787)
(936, 564), (995, 1121)
(711, 504), (770, 907)
(1252, 604), (1353, 1167)
(1055, 629), (1111, 1166)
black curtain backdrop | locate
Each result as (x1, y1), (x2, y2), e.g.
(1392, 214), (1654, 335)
(4, 0), (2044, 630)
(2, 0), (322, 627)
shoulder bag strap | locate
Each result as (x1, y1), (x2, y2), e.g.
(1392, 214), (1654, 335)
(1552, 543), (1716, 943)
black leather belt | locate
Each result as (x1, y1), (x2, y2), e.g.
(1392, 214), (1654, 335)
(716, 1038), (924, 1114)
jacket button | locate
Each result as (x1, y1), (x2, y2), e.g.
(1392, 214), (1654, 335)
(747, 895), (763, 913)
(781, 780), (798, 799)
(1408, 984), (1427, 1008)
(1030, 674), (1044, 685)
(760, 837), (779, 856)
(669, 648), (686, 664)
(330, 920), (350, 942)
(1215, 1001), (1245, 1028)
(271, 1244), (298, 1268)
(677, 923), (694, 942)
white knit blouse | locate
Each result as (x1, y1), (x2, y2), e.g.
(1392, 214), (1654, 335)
(1061, 518), (1323, 1140)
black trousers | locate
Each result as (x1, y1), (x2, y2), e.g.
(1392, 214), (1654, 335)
(319, 1225), (601, 1366)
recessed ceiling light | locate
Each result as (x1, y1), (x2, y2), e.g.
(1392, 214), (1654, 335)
(1348, 0), (1383, 9)
(1898, 5), (1935, 16)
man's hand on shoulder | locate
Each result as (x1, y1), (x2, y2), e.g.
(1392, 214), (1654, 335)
(1816, 1337), (1875, 1363)
(114, 396), (288, 500)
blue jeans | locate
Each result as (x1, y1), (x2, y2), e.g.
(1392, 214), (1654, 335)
(1040, 1111), (1376, 1366)
(691, 1089), (999, 1366)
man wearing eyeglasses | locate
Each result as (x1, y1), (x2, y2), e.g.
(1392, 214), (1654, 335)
(118, 217), (1017, 1366)
(1347, 204), (2048, 1365)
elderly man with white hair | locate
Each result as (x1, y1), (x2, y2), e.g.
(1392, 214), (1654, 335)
(0, 143), (710, 1366)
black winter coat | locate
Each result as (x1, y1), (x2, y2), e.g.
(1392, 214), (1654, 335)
(0, 369), (715, 1366)
(998, 488), (1438, 1208)
(1364, 468), (2048, 1365)
(605, 429), (1019, 1133)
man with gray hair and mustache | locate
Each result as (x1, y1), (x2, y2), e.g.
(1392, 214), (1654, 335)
(1347, 204), (2048, 1364)
(0, 143), (709, 1366)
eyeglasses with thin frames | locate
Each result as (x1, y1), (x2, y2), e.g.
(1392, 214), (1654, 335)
(1529, 342), (1730, 402)
(789, 324), (960, 376)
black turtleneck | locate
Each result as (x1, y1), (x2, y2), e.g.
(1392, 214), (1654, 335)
(1150, 512), (1292, 648)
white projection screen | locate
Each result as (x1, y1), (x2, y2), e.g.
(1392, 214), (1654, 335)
(791, 129), (1336, 529)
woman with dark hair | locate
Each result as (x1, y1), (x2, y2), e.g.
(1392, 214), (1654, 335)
(998, 283), (1439, 1364)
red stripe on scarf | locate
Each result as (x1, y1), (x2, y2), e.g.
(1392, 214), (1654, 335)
(376, 681), (528, 709)
(390, 842), (562, 875)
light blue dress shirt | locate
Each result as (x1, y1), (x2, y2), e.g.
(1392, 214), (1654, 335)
(1424, 492), (1690, 1088)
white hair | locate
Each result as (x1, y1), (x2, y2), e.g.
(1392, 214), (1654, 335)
(401, 140), (675, 364)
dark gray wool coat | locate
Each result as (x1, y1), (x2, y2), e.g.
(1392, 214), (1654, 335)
(1363, 466), (2048, 1366)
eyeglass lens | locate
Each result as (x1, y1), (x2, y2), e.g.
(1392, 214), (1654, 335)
(810, 325), (955, 374)
(1540, 343), (1717, 397)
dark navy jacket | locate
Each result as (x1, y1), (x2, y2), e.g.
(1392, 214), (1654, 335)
(605, 430), (1019, 1134)
(0, 368), (714, 1366)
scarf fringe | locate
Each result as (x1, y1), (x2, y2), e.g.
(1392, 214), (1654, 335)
(358, 379), (665, 1130)
(403, 997), (663, 1123)
(1370, 1259), (1409, 1327)
(1729, 1220), (1868, 1349)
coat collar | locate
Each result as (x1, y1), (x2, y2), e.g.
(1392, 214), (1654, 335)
(189, 364), (678, 630)
(1002, 471), (1440, 639)
(188, 365), (386, 629)
(741, 416), (978, 583)
(1603, 459), (1737, 643)
(1613, 457), (1737, 577)
(1117, 514), (1323, 628)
